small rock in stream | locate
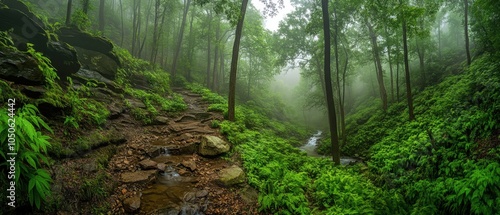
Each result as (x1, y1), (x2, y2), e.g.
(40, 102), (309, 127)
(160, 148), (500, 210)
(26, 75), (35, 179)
(123, 195), (141, 213)
(139, 159), (158, 170)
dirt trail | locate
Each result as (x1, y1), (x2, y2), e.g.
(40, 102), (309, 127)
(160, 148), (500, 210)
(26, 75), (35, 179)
(106, 88), (260, 215)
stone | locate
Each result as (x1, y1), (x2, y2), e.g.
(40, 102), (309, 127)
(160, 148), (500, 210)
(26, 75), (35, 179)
(21, 85), (46, 99)
(73, 46), (118, 80)
(44, 41), (80, 79)
(0, 48), (44, 85)
(57, 27), (120, 65)
(218, 165), (245, 187)
(198, 135), (230, 156)
(152, 116), (169, 125)
(181, 160), (197, 171)
(0, 8), (48, 48)
(120, 170), (157, 183)
(195, 190), (208, 198)
(139, 159), (157, 170)
(123, 195), (141, 213)
(121, 188), (127, 195)
(157, 163), (166, 172)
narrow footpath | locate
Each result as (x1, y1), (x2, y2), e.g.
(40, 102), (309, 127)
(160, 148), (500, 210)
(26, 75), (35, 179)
(105, 88), (260, 214)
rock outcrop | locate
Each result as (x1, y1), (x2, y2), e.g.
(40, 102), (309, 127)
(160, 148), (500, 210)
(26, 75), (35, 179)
(0, 47), (44, 85)
(198, 135), (230, 156)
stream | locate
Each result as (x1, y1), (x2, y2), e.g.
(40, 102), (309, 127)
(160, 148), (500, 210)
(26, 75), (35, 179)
(299, 131), (358, 165)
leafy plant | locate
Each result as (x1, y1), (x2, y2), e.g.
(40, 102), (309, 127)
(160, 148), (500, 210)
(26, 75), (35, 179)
(0, 104), (53, 209)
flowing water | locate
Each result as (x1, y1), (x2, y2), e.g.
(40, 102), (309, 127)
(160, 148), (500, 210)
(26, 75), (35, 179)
(141, 148), (204, 214)
(299, 131), (358, 165)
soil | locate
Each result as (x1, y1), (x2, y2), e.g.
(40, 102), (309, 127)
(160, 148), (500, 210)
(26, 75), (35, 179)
(49, 88), (261, 215)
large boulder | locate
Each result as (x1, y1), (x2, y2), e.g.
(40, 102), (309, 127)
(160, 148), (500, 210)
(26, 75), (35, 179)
(198, 135), (230, 156)
(57, 27), (120, 65)
(218, 165), (245, 187)
(0, 47), (44, 85)
(2, 0), (46, 29)
(43, 41), (80, 79)
(74, 47), (118, 80)
(0, 5), (81, 79)
(0, 7), (48, 48)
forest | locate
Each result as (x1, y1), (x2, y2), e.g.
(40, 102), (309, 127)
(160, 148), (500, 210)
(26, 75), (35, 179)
(0, 0), (499, 214)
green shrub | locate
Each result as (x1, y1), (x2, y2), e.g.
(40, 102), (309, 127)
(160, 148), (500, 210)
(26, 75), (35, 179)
(0, 104), (53, 209)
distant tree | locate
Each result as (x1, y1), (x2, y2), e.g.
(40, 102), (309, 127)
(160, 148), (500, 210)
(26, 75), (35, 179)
(464, 0), (471, 65)
(401, 2), (415, 121)
(172, 0), (192, 80)
(66, 0), (72, 26)
(98, 0), (105, 34)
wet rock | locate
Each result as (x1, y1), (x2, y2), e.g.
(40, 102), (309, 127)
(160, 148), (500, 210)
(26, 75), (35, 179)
(178, 169), (189, 176)
(181, 160), (197, 171)
(0, 48), (44, 85)
(218, 165), (245, 187)
(150, 141), (199, 155)
(178, 133), (194, 141)
(73, 46), (118, 80)
(198, 135), (230, 156)
(179, 203), (201, 215)
(139, 159), (158, 170)
(123, 195), (141, 213)
(152, 116), (169, 125)
(21, 85), (46, 98)
(44, 41), (80, 79)
(195, 190), (208, 198)
(120, 170), (157, 183)
(157, 163), (166, 171)
(183, 192), (196, 202)
(126, 99), (146, 109)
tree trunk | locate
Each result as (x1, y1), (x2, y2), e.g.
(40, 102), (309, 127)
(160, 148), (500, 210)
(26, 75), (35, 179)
(228, 0), (249, 122)
(206, 12), (213, 89)
(333, 2), (344, 144)
(341, 39), (349, 145)
(66, 0), (72, 26)
(416, 40), (425, 88)
(402, 14), (415, 120)
(138, 0), (152, 59)
(131, 0), (138, 55)
(322, 0), (340, 165)
(98, 0), (105, 34)
(213, 18), (220, 91)
(171, 0), (192, 79)
(464, 0), (471, 65)
(385, 26), (394, 102)
(150, 0), (161, 63)
(119, 0), (124, 46)
(186, 5), (196, 82)
(367, 21), (388, 111)
(82, 0), (90, 14)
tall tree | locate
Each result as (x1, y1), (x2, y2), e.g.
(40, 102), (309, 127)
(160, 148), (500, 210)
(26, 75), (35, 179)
(98, 0), (105, 34)
(82, 0), (90, 14)
(172, 0), (192, 79)
(227, 0), (249, 121)
(119, 0), (124, 46)
(322, 0), (341, 165)
(464, 0), (471, 65)
(65, 0), (72, 26)
(402, 4), (415, 121)
(366, 20), (388, 111)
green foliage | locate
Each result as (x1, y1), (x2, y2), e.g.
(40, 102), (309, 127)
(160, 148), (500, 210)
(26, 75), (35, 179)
(80, 173), (109, 202)
(65, 78), (110, 126)
(343, 55), (500, 214)
(71, 10), (91, 30)
(0, 104), (53, 209)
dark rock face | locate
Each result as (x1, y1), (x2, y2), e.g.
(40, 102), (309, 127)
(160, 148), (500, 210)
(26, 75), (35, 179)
(2, 0), (46, 29)
(0, 8), (48, 48)
(44, 41), (81, 79)
(0, 5), (81, 80)
(74, 47), (118, 80)
(57, 27), (121, 80)
(0, 48), (44, 85)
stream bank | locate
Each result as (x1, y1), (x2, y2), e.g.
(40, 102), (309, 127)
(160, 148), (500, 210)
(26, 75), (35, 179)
(299, 131), (359, 165)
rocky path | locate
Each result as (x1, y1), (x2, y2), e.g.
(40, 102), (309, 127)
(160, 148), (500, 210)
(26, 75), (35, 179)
(106, 88), (259, 215)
